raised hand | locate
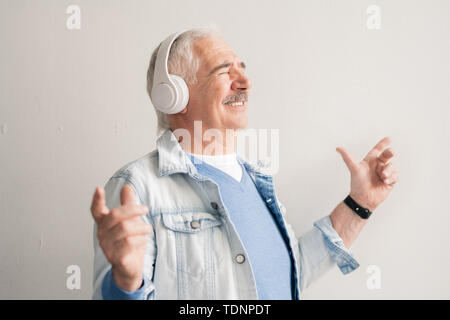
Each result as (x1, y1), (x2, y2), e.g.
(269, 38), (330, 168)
(336, 137), (399, 212)
(90, 185), (152, 291)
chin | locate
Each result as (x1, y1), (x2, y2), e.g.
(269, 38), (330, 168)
(227, 117), (248, 130)
(221, 104), (248, 129)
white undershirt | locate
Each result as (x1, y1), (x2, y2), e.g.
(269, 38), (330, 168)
(187, 152), (243, 183)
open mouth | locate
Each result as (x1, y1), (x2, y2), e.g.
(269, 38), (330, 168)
(223, 93), (248, 109)
(223, 100), (247, 108)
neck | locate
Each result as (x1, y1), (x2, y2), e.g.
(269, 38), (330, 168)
(171, 126), (239, 156)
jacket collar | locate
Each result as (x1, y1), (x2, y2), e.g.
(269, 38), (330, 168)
(156, 129), (194, 177)
(156, 128), (271, 178)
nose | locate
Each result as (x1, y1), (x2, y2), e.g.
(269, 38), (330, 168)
(231, 68), (252, 92)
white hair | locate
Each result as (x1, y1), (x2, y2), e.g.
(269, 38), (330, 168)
(146, 26), (222, 137)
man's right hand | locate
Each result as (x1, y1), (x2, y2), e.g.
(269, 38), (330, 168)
(90, 185), (153, 292)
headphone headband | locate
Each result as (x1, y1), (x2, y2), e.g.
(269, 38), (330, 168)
(153, 30), (186, 86)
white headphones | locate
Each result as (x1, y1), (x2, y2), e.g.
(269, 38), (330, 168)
(150, 30), (190, 114)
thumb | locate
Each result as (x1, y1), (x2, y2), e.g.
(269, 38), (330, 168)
(120, 184), (136, 206)
(91, 187), (109, 220)
(336, 147), (359, 173)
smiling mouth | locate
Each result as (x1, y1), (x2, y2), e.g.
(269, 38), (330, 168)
(224, 101), (246, 107)
(223, 93), (249, 107)
(223, 101), (247, 110)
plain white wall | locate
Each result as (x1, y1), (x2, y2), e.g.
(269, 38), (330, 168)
(1, 0), (449, 299)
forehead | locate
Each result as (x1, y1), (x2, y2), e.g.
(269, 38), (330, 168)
(193, 37), (238, 71)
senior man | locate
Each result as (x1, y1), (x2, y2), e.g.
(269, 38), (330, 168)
(91, 28), (398, 300)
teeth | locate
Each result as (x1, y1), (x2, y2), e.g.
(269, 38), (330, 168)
(225, 101), (245, 106)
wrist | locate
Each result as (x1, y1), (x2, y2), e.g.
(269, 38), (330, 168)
(349, 192), (377, 212)
(111, 267), (143, 292)
(330, 201), (368, 248)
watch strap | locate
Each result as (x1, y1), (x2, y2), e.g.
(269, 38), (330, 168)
(344, 195), (372, 219)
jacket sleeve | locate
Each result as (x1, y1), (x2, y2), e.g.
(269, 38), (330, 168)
(297, 215), (360, 291)
(92, 174), (157, 300)
(277, 201), (360, 293)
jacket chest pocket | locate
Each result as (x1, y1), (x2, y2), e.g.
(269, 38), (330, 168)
(161, 212), (223, 278)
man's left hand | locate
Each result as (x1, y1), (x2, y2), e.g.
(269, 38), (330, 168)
(336, 136), (399, 212)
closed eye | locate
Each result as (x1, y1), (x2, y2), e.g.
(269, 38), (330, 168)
(209, 61), (246, 76)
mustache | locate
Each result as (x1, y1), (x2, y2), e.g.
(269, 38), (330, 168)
(222, 93), (248, 104)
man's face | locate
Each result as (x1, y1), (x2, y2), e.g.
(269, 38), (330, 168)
(186, 37), (252, 131)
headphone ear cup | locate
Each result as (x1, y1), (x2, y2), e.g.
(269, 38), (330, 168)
(151, 82), (175, 113)
(169, 75), (189, 113)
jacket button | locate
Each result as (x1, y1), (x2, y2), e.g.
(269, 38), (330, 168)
(210, 202), (218, 210)
(190, 220), (200, 229)
(235, 254), (245, 264)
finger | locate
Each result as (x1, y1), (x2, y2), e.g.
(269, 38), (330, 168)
(108, 220), (153, 244)
(365, 136), (392, 160)
(91, 187), (109, 221)
(336, 147), (359, 173)
(106, 234), (149, 265)
(121, 184), (137, 206)
(383, 170), (399, 185)
(112, 234), (149, 253)
(98, 215), (144, 240)
(101, 205), (149, 230)
(378, 147), (394, 165)
(379, 162), (394, 180)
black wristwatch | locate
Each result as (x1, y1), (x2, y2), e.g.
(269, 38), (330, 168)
(344, 195), (372, 219)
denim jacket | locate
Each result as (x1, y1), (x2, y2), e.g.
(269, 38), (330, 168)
(92, 129), (360, 300)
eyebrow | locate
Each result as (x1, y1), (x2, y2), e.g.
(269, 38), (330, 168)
(208, 61), (246, 76)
